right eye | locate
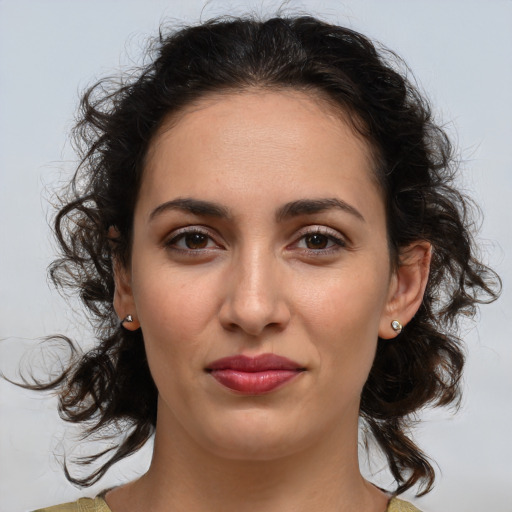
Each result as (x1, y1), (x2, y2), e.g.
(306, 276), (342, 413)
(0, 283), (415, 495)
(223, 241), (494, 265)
(165, 228), (221, 253)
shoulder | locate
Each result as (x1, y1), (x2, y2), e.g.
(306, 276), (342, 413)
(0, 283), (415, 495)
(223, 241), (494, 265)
(388, 497), (423, 512)
(32, 497), (111, 512)
(32, 496), (421, 512)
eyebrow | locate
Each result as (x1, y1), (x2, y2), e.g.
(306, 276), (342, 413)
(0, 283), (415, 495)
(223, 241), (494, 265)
(149, 198), (230, 221)
(149, 196), (365, 223)
(276, 198), (365, 222)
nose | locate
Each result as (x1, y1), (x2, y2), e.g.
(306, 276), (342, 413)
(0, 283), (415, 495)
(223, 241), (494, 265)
(218, 248), (291, 337)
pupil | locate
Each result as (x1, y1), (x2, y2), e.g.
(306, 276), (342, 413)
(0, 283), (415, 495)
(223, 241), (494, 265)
(185, 233), (207, 249)
(306, 234), (328, 249)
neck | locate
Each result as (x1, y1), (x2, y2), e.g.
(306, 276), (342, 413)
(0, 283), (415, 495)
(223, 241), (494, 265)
(106, 403), (388, 512)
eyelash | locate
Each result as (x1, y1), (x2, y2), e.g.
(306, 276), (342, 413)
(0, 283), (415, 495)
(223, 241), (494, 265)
(164, 226), (347, 256)
(164, 227), (221, 255)
(292, 226), (347, 256)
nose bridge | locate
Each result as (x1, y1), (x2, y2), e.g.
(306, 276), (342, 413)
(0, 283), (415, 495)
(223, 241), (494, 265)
(239, 244), (275, 305)
(220, 242), (289, 335)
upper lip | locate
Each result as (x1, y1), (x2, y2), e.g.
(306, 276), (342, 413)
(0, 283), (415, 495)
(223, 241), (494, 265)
(206, 353), (305, 372)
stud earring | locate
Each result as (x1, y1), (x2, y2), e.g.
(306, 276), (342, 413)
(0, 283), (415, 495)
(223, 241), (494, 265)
(122, 314), (134, 324)
(391, 320), (403, 334)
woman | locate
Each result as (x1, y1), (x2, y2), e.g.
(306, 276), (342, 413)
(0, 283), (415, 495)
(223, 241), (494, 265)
(21, 14), (498, 512)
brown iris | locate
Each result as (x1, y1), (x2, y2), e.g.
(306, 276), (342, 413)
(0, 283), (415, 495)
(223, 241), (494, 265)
(184, 233), (209, 249)
(305, 234), (328, 249)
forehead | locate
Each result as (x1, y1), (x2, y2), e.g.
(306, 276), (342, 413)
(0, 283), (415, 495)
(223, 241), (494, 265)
(148, 88), (376, 165)
(139, 89), (383, 219)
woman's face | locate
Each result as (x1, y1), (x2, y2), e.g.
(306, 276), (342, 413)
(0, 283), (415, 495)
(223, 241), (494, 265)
(118, 90), (399, 460)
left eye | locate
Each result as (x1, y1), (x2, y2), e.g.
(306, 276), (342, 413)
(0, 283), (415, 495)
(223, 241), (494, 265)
(295, 231), (345, 251)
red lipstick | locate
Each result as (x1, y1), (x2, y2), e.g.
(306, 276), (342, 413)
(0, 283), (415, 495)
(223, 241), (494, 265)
(206, 354), (305, 395)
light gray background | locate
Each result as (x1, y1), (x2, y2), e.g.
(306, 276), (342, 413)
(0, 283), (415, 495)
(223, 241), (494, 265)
(1, 1), (511, 511)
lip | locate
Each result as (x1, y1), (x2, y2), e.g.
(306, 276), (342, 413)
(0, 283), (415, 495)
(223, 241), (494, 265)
(206, 354), (306, 395)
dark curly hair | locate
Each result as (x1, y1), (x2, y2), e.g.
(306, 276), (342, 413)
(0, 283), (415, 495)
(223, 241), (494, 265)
(29, 14), (499, 495)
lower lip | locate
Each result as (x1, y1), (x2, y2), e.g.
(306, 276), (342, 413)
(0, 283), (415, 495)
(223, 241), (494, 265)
(209, 369), (302, 394)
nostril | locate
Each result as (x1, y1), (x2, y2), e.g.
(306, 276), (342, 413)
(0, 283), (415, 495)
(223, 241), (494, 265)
(218, 300), (291, 337)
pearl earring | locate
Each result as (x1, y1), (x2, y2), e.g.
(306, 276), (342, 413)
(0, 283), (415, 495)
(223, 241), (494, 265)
(391, 320), (403, 334)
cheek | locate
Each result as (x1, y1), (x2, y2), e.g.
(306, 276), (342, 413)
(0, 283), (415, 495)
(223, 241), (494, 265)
(133, 275), (216, 407)
(130, 266), (222, 388)
(134, 262), (218, 335)
(298, 266), (388, 382)
(300, 265), (387, 334)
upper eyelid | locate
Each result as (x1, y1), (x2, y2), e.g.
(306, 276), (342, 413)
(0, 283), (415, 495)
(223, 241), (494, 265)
(295, 225), (342, 235)
(167, 225), (217, 238)
(293, 225), (348, 240)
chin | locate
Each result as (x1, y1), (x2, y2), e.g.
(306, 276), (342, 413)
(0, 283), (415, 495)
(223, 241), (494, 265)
(193, 410), (318, 461)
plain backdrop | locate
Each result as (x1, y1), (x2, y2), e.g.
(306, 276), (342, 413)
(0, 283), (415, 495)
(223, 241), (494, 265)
(1, 1), (511, 511)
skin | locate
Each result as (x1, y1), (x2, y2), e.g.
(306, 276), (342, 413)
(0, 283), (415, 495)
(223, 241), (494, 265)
(109, 90), (430, 512)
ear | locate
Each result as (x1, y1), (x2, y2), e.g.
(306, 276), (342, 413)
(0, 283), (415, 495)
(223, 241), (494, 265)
(109, 227), (140, 331)
(379, 241), (431, 339)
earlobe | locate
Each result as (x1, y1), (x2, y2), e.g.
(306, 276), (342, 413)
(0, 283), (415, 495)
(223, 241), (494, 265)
(379, 241), (431, 340)
(109, 227), (140, 331)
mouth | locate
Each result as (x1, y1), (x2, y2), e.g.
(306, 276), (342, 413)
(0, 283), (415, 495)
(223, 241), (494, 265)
(205, 353), (306, 395)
